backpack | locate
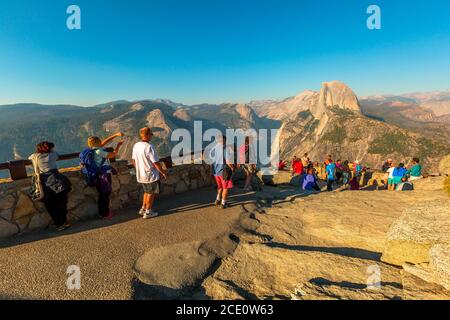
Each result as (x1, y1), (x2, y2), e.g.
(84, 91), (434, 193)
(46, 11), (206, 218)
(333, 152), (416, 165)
(80, 148), (105, 186)
(396, 182), (414, 191)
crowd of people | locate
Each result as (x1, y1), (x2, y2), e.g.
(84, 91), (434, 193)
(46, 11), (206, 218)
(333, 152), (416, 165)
(381, 157), (422, 191)
(27, 128), (259, 231)
(28, 128), (167, 231)
(286, 153), (423, 193)
(27, 128), (424, 231)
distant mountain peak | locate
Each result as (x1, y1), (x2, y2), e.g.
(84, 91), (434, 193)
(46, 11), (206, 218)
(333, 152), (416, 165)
(315, 80), (361, 116)
(251, 81), (361, 120)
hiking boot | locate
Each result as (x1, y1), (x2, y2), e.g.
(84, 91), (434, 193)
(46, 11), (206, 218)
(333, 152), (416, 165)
(143, 210), (159, 219)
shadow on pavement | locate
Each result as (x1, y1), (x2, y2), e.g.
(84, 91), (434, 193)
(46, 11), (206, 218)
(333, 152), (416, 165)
(0, 186), (257, 249)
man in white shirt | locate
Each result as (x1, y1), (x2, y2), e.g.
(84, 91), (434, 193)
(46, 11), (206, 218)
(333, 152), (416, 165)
(132, 127), (167, 219)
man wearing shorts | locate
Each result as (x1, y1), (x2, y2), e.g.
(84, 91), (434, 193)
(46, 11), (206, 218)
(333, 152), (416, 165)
(132, 127), (167, 219)
(210, 136), (234, 209)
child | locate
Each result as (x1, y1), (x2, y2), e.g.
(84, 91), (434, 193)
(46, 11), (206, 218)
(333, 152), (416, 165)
(386, 162), (396, 191)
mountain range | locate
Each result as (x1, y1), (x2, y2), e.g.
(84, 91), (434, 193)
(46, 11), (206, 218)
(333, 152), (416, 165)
(0, 81), (448, 178)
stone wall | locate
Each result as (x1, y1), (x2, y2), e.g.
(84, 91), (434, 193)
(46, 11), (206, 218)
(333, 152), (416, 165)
(0, 161), (213, 240)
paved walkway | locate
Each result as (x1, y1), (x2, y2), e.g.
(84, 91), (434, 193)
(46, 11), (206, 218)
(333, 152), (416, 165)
(0, 187), (259, 300)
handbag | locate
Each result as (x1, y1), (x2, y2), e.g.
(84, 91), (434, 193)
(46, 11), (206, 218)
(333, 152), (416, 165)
(29, 156), (45, 201)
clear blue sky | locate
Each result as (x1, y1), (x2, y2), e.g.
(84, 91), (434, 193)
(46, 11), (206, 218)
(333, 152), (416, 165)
(0, 0), (449, 106)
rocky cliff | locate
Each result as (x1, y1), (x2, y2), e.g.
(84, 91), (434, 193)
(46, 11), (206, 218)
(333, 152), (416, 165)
(132, 158), (450, 300)
(255, 82), (449, 172)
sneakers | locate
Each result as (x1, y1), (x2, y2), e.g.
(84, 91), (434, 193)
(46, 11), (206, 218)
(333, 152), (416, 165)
(220, 202), (230, 209)
(56, 223), (71, 232)
(143, 210), (159, 219)
(214, 200), (221, 207)
(138, 207), (146, 216)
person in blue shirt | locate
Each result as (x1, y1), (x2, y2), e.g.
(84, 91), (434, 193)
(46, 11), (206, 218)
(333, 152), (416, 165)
(392, 163), (408, 187)
(326, 159), (336, 192)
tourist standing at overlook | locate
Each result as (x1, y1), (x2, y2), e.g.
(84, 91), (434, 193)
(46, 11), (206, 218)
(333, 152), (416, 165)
(324, 154), (333, 166)
(29, 142), (72, 231)
(132, 127), (167, 219)
(325, 159), (336, 192)
(210, 135), (235, 209)
(335, 159), (343, 183)
(238, 136), (257, 192)
(387, 162), (396, 191)
(81, 133), (124, 219)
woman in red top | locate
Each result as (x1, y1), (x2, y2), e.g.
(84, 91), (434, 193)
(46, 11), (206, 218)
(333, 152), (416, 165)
(291, 157), (304, 176)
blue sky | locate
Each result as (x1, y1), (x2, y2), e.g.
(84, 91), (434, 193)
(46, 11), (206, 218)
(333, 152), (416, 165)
(0, 0), (449, 106)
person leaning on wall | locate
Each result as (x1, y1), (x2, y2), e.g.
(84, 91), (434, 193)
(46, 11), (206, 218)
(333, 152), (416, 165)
(29, 141), (72, 231)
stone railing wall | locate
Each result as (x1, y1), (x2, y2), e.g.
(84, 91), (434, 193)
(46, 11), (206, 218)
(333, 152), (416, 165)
(0, 161), (213, 240)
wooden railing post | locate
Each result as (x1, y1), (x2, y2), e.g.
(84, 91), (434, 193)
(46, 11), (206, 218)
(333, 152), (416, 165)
(8, 160), (28, 181)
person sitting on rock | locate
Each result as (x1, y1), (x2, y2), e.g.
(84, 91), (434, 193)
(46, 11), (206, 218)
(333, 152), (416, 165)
(85, 133), (124, 219)
(382, 158), (393, 172)
(392, 162), (408, 189)
(395, 177), (414, 191)
(353, 160), (363, 179)
(407, 158), (423, 181)
(132, 127), (167, 219)
(349, 176), (360, 190)
(301, 153), (310, 167)
(291, 156), (304, 177)
(342, 160), (351, 187)
(302, 167), (320, 192)
(29, 141), (72, 231)
(314, 162), (326, 180)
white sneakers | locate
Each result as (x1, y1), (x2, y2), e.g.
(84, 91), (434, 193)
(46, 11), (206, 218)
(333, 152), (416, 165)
(143, 210), (158, 219)
(140, 208), (159, 219)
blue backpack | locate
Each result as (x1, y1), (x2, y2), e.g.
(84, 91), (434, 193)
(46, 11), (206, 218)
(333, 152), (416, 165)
(80, 148), (105, 186)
